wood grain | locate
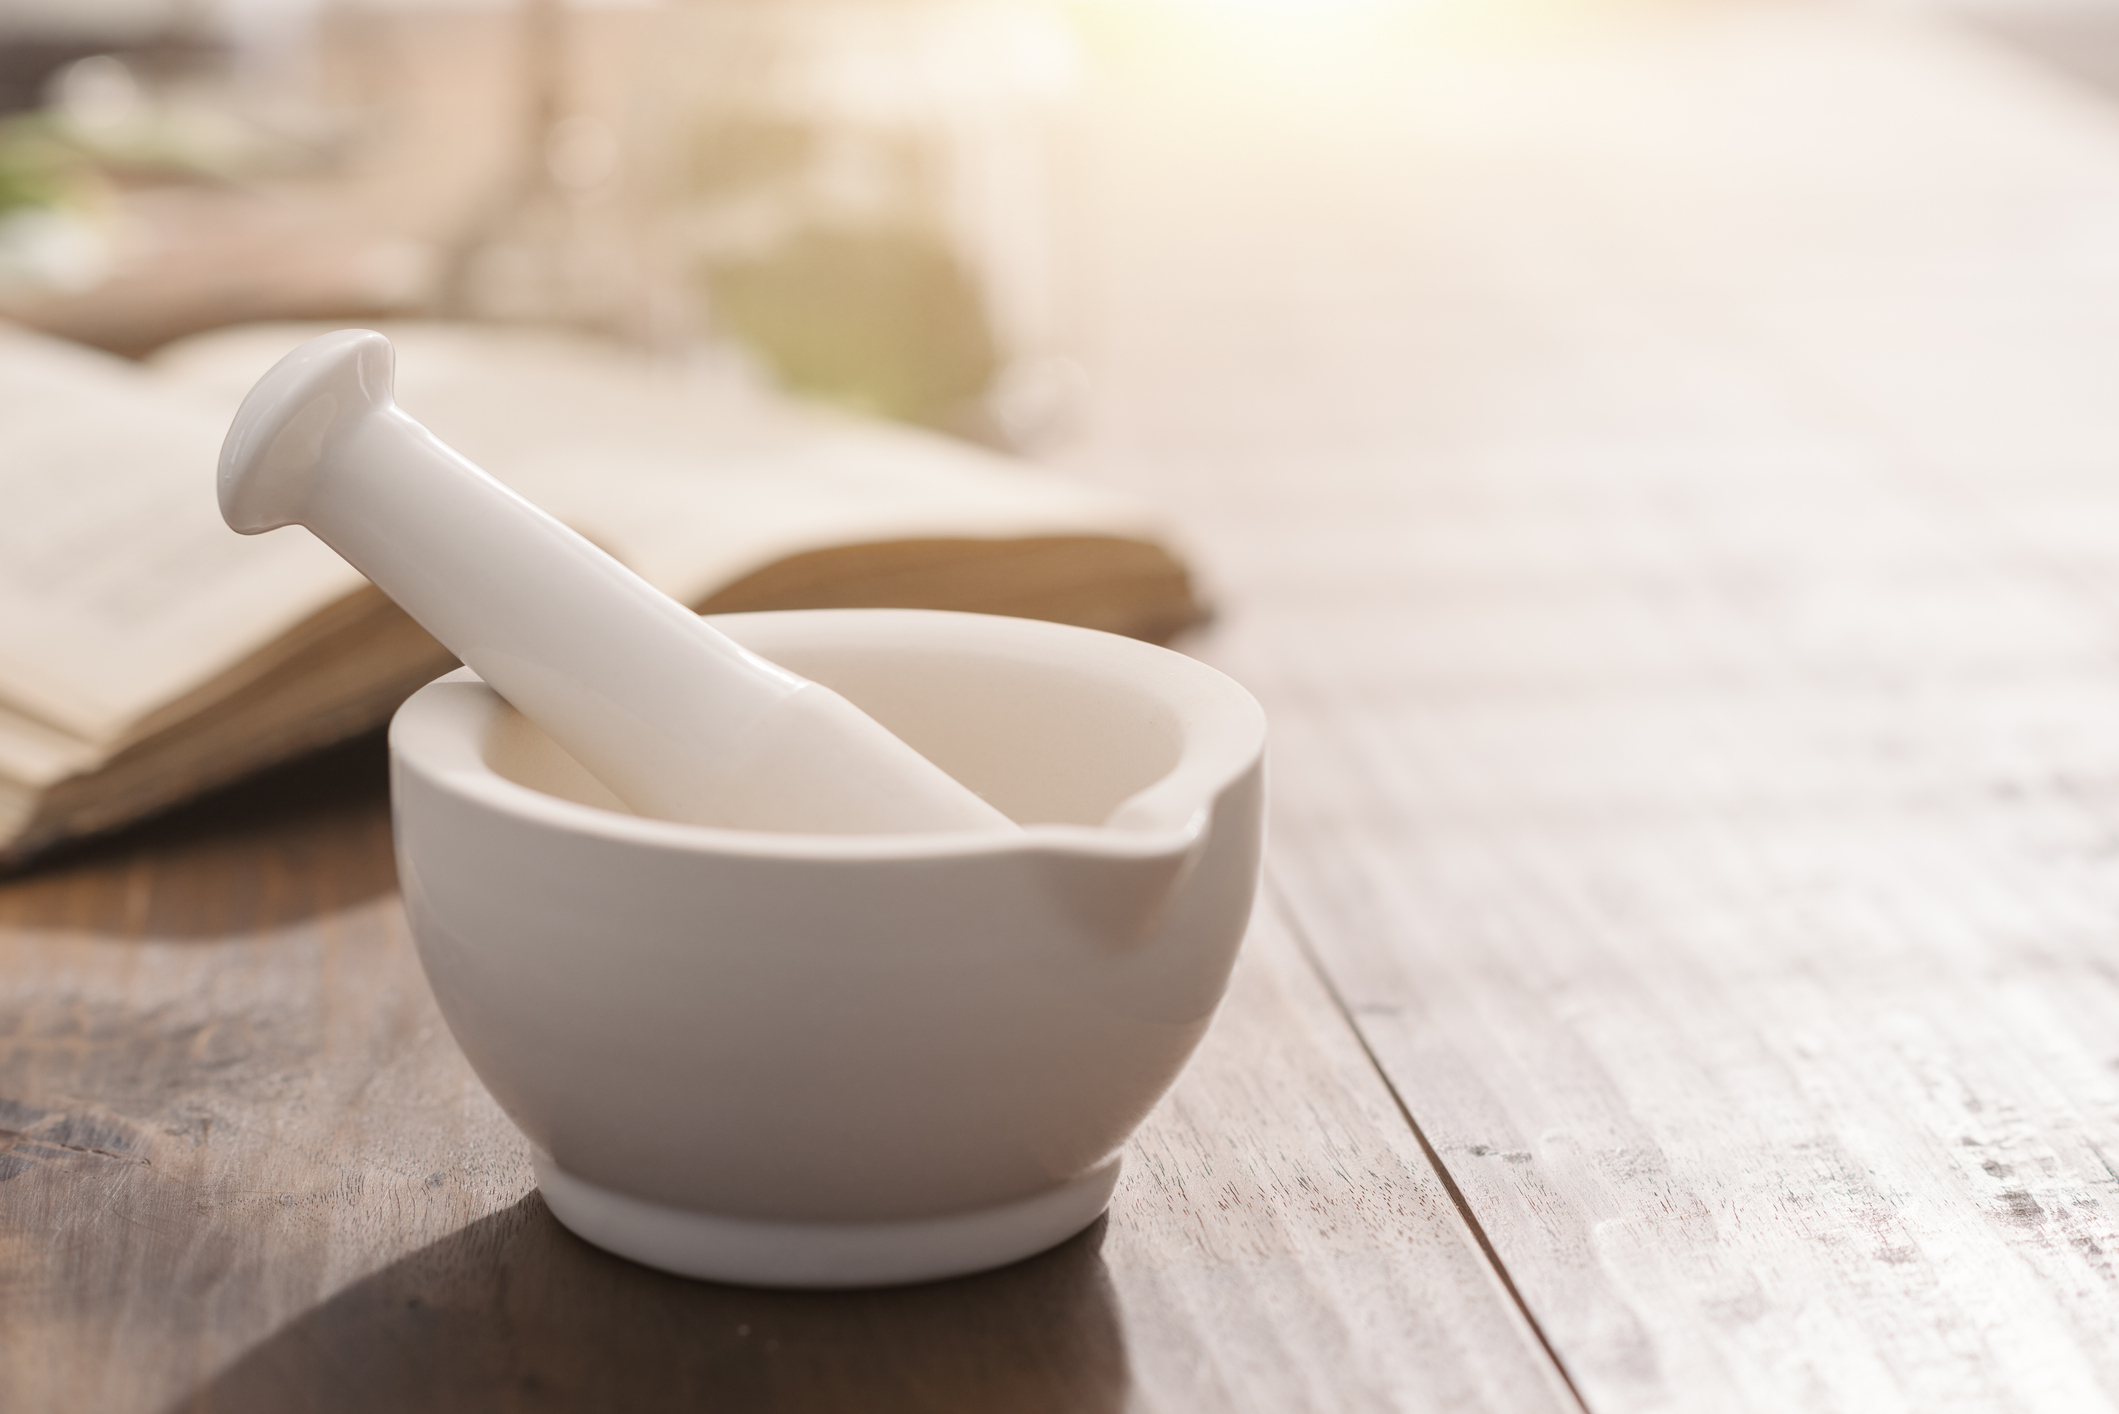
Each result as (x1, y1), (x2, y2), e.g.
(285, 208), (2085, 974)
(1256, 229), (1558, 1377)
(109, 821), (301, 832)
(1055, 5), (2119, 1409)
(0, 739), (1567, 1413)
(1103, 902), (1575, 1414)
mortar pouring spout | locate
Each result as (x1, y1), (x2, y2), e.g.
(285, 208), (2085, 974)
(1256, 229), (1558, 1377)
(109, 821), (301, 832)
(1029, 804), (1215, 956)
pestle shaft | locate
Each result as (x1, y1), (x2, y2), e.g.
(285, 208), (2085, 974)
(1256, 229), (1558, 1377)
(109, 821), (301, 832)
(220, 330), (1015, 835)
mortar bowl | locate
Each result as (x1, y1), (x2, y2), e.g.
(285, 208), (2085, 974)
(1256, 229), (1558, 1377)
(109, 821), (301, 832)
(390, 608), (1267, 1287)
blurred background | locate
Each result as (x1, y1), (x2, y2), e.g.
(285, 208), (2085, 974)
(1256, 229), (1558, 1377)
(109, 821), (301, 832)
(4, 0), (1110, 447)
(0, 0), (1114, 447)
(3, 0), (2115, 452)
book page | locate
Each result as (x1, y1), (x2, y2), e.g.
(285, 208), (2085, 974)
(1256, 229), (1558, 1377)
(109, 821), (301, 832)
(150, 322), (1163, 610)
(0, 322), (365, 745)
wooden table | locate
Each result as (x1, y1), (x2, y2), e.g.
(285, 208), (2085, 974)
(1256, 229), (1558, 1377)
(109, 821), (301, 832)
(12, 3), (2119, 1408)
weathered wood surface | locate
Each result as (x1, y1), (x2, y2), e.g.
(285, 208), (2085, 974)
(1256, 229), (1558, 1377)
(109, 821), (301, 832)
(1054, 3), (2119, 1409)
(0, 740), (1568, 1413)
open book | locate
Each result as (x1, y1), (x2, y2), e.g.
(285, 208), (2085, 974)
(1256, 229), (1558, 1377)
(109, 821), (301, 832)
(0, 320), (1201, 864)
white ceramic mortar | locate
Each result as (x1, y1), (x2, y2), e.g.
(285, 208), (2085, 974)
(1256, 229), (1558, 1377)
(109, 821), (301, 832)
(390, 608), (1266, 1287)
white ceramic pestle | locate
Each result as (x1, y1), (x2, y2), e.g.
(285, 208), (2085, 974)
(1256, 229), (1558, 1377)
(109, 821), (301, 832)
(217, 329), (1016, 835)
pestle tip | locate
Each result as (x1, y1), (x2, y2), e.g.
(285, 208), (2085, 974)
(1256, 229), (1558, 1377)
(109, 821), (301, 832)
(219, 328), (398, 535)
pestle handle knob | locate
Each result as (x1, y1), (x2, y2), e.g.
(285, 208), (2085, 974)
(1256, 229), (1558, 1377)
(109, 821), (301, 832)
(220, 326), (395, 534)
(219, 330), (1016, 836)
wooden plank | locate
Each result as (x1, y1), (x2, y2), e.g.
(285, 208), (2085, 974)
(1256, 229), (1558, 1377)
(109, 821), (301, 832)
(0, 742), (527, 1414)
(0, 739), (1571, 1413)
(1103, 900), (1577, 1414)
(1055, 5), (2119, 1409)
